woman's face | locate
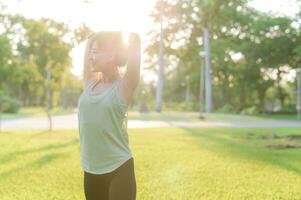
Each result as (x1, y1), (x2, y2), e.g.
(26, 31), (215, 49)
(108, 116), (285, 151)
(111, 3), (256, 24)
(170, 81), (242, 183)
(88, 42), (115, 73)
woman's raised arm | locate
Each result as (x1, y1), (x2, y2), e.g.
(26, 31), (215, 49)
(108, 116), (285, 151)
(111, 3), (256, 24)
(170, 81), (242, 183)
(83, 34), (99, 88)
(119, 32), (141, 104)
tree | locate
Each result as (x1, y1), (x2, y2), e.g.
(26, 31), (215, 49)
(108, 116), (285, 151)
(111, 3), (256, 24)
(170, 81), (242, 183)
(145, 0), (299, 113)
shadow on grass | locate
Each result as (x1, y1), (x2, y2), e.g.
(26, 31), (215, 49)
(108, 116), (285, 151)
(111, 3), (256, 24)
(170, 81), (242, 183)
(0, 153), (67, 180)
(28, 130), (56, 139)
(34, 153), (66, 168)
(180, 127), (301, 176)
(0, 139), (77, 165)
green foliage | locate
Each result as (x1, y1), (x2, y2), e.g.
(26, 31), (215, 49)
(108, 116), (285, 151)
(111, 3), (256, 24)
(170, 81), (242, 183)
(240, 105), (260, 115)
(215, 104), (236, 113)
(0, 95), (21, 113)
(58, 72), (82, 108)
(0, 11), (76, 109)
(73, 23), (93, 45)
(0, 34), (12, 89)
(163, 101), (199, 111)
(145, 0), (300, 113)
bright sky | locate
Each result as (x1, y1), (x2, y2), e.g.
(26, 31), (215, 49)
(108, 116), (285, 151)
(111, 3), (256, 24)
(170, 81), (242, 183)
(1, 0), (157, 82)
(1, 0), (299, 83)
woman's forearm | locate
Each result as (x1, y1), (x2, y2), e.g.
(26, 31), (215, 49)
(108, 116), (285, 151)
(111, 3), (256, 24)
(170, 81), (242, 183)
(83, 37), (93, 80)
(125, 33), (141, 84)
(83, 35), (99, 81)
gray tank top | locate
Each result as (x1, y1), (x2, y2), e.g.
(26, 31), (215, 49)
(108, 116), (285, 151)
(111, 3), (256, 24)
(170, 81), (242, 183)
(77, 79), (132, 174)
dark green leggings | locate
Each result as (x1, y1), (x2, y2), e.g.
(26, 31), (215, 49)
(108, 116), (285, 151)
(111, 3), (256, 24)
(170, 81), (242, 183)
(84, 157), (136, 200)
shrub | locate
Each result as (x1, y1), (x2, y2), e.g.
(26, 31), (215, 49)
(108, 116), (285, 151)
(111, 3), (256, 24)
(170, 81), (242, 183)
(0, 95), (22, 113)
(215, 104), (236, 113)
(162, 102), (199, 111)
(240, 105), (260, 115)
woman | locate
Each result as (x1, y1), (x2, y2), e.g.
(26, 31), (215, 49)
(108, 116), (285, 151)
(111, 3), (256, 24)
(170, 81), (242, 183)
(77, 31), (140, 200)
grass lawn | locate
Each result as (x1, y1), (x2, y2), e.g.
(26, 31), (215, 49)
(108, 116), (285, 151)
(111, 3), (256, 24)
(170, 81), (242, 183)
(1, 127), (301, 199)
(128, 111), (301, 122)
(0, 106), (75, 120)
(1, 107), (300, 122)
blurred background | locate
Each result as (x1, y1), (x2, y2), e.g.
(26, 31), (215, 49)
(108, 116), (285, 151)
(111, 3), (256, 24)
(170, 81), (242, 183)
(2, 1), (301, 199)
(1, 0), (301, 122)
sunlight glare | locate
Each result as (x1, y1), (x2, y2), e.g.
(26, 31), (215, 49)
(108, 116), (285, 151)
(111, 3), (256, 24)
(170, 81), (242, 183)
(122, 31), (130, 46)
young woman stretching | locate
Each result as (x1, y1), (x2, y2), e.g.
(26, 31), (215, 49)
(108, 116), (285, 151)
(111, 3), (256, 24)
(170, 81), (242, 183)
(77, 31), (140, 200)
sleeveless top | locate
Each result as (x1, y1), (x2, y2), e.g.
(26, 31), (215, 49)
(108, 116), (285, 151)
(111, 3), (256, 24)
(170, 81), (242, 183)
(77, 79), (132, 175)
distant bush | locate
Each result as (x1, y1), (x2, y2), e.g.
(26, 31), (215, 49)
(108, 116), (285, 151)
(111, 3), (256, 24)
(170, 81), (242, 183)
(138, 101), (150, 113)
(281, 103), (297, 114)
(0, 95), (22, 113)
(240, 105), (260, 115)
(141, 101), (199, 112)
(162, 102), (199, 111)
(215, 104), (236, 113)
(263, 102), (297, 115)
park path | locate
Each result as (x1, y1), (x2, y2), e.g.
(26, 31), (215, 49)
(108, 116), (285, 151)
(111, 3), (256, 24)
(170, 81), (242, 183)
(1, 113), (301, 130)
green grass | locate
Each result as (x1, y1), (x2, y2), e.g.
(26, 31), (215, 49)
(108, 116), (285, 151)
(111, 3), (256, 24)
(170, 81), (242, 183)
(128, 111), (301, 122)
(1, 127), (301, 199)
(0, 106), (75, 120)
(1, 107), (300, 122)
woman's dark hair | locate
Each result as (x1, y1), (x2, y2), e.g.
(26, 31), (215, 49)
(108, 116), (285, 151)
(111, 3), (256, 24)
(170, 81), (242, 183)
(89, 31), (128, 67)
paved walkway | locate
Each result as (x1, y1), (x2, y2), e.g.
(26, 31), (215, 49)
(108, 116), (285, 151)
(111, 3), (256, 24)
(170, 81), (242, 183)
(1, 113), (301, 130)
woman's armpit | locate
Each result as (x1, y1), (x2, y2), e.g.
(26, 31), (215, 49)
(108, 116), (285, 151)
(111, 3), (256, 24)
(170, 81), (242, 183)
(84, 79), (98, 90)
(116, 81), (129, 107)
